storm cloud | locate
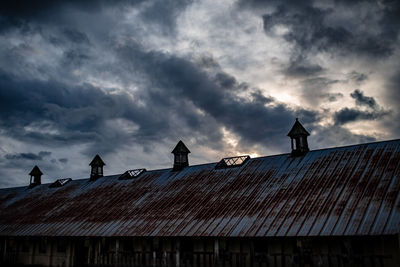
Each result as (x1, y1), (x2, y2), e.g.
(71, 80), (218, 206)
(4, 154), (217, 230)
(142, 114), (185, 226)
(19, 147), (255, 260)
(0, 40), (317, 155)
(4, 151), (51, 161)
(0, 0), (193, 35)
(334, 89), (390, 125)
(0, 0), (398, 187)
(351, 89), (378, 109)
(255, 0), (400, 59)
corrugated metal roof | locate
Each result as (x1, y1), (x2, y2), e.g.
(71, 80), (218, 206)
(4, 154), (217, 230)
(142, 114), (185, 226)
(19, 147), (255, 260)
(0, 139), (399, 237)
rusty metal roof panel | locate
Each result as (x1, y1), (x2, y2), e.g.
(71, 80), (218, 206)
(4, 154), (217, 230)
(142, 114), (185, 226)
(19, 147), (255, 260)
(0, 140), (400, 237)
(253, 153), (319, 237)
(231, 155), (292, 236)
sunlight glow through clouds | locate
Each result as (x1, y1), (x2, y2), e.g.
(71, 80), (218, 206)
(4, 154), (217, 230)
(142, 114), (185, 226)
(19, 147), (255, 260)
(0, 0), (399, 186)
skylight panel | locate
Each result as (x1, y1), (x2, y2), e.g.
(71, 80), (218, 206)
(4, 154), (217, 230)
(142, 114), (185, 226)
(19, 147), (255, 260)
(215, 155), (250, 169)
(119, 169), (146, 180)
(49, 178), (72, 188)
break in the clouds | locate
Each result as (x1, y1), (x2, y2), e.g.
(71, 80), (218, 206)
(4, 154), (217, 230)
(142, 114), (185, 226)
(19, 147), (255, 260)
(0, 0), (399, 187)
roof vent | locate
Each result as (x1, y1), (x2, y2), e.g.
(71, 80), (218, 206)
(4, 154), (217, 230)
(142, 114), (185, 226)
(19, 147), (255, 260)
(215, 155), (250, 169)
(49, 178), (72, 188)
(119, 169), (146, 180)
(29, 165), (43, 188)
(171, 140), (190, 171)
(89, 154), (105, 181)
(287, 118), (310, 157)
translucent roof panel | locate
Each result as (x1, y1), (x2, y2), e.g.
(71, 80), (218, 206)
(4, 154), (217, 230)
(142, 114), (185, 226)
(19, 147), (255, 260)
(215, 155), (250, 169)
(119, 169), (146, 180)
(49, 178), (72, 188)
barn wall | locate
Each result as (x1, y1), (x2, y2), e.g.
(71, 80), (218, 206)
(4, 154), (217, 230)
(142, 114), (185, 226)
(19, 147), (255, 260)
(1, 235), (399, 267)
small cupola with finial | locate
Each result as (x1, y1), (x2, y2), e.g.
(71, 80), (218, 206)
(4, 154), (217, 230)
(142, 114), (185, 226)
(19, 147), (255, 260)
(29, 165), (43, 188)
(172, 140), (190, 171)
(89, 154), (105, 181)
(287, 118), (310, 156)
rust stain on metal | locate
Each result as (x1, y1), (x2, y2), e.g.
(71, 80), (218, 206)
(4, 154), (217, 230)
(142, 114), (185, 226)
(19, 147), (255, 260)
(1, 140), (400, 237)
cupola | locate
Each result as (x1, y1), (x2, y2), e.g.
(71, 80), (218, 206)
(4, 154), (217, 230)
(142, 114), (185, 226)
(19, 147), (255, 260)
(171, 140), (190, 171)
(287, 118), (310, 156)
(89, 154), (105, 181)
(29, 165), (43, 188)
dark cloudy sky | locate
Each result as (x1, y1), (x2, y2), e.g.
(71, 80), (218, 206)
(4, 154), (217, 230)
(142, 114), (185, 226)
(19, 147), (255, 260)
(0, 0), (399, 187)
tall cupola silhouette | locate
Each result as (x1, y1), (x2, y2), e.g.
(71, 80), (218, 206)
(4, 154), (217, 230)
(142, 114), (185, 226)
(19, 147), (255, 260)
(287, 118), (310, 156)
(29, 165), (43, 188)
(171, 140), (190, 171)
(89, 154), (105, 181)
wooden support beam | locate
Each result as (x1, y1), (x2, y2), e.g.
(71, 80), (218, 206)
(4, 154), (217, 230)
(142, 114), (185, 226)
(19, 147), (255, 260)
(49, 238), (54, 267)
(163, 250), (167, 266)
(31, 239), (36, 265)
(2, 238), (6, 263)
(152, 251), (156, 267)
(397, 234), (400, 267)
(66, 239), (72, 267)
(176, 239), (180, 267)
(87, 238), (92, 265)
(95, 239), (101, 264)
(115, 239), (120, 266)
(69, 239), (75, 267)
(214, 239), (219, 265)
(250, 240), (254, 267)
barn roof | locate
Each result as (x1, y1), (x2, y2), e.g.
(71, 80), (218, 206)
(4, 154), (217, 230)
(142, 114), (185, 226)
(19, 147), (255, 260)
(0, 139), (400, 237)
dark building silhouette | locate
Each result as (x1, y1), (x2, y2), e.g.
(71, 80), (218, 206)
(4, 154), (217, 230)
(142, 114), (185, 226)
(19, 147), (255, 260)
(0, 119), (399, 267)
(28, 165), (42, 188)
(89, 154), (105, 181)
(287, 118), (310, 156)
(172, 140), (190, 171)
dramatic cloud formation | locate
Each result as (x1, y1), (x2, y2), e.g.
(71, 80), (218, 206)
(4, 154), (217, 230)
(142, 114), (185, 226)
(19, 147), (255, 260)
(0, 0), (399, 187)
(334, 89), (390, 125)
(5, 151), (51, 161)
(351, 89), (378, 109)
